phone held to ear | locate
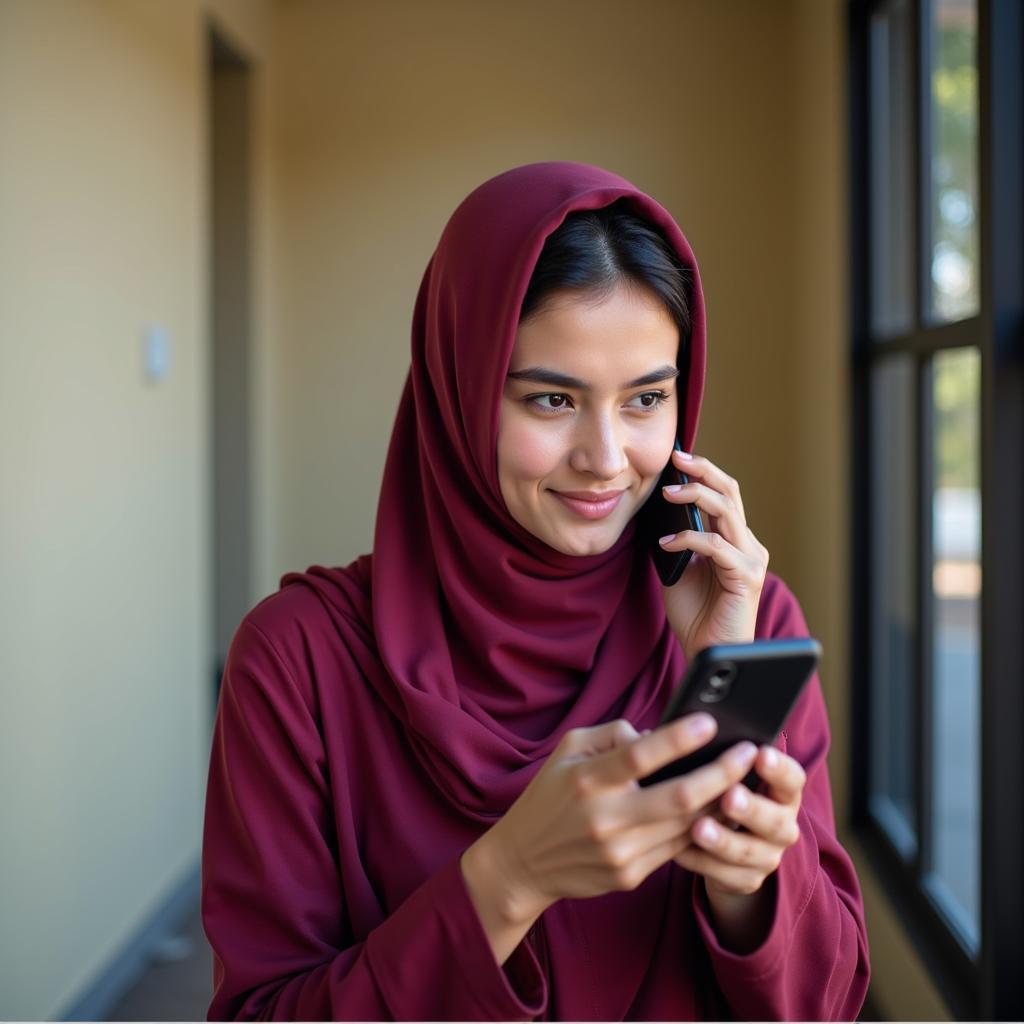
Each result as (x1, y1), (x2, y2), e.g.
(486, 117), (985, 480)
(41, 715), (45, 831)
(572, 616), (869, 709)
(637, 637), (822, 789)
(637, 439), (705, 586)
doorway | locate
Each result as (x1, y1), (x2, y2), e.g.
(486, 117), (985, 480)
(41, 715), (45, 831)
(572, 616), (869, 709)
(208, 24), (253, 710)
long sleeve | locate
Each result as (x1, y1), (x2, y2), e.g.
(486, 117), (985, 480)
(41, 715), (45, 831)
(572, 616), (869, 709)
(689, 576), (870, 1021)
(201, 617), (547, 1021)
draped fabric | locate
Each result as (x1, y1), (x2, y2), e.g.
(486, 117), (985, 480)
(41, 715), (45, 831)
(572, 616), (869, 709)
(359, 162), (706, 818)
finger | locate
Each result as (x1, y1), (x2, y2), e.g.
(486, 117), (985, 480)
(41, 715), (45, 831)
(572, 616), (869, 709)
(755, 746), (807, 805)
(662, 480), (750, 548)
(582, 713), (717, 790)
(671, 449), (746, 521)
(629, 740), (759, 825)
(672, 844), (766, 896)
(719, 785), (801, 846)
(690, 814), (786, 874)
(613, 831), (691, 892)
(605, 816), (692, 858)
(657, 531), (761, 585)
(659, 529), (767, 593)
(558, 718), (641, 758)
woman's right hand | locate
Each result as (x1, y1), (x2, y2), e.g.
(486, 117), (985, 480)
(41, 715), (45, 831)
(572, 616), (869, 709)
(480, 713), (759, 923)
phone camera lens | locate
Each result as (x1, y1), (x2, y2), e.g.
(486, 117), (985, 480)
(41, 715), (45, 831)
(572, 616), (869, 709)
(698, 663), (736, 703)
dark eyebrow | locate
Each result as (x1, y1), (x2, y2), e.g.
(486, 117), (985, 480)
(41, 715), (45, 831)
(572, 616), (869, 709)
(505, 364), (680, 391)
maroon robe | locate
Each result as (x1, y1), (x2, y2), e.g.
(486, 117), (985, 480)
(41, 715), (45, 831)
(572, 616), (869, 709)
(201, 162), (869, 1020)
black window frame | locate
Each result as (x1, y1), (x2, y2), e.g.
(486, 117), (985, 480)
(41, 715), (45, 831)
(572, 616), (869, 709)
(848, 0), (1023, 1018)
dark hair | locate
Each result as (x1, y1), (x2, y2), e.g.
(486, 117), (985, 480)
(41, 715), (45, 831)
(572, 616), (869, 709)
(519, 199), (692, 345)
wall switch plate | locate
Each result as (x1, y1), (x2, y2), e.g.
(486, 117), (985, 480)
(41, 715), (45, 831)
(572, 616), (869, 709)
(143, 324), (171, 382)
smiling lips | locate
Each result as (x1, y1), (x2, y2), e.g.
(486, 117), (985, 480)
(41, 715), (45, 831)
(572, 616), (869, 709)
(551, 489), (626, 520)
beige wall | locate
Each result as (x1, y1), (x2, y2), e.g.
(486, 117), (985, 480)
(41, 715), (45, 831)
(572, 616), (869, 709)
(270, 0), (806, 582)
(0, 0), (948, 1017)
(0, 0), (273, 1017)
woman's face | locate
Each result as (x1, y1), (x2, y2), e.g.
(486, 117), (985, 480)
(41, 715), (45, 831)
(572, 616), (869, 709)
(498, 281), (680, 556)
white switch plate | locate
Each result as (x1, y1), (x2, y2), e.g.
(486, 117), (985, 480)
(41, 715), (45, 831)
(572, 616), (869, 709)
(143, 324), (171, 382)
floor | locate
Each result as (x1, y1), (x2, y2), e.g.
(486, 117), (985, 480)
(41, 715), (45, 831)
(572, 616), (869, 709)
(105, 905), (212, 1021)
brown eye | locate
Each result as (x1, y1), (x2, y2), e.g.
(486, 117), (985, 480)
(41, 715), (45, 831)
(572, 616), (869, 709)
(628, 390), (671, 411)
(528, 393), (573, 412)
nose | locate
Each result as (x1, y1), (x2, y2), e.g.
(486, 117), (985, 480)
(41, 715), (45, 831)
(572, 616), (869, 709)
(568, 415), (629, 480)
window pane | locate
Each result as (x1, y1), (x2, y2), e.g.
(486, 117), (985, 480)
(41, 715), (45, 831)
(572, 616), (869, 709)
(926, 346), (981, 953)
(927, 0), (979, 323)
(869, 0), (915, 337)
(869, 356), (918, 856)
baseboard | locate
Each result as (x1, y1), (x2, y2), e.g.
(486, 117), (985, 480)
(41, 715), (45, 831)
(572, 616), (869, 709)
(58, 861), (201, 1021)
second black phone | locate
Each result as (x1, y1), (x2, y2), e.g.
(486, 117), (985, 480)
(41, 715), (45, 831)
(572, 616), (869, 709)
(637, 637), (821, 789)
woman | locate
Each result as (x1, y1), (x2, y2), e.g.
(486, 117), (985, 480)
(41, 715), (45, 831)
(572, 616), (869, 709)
(202, 161), (870, 1020)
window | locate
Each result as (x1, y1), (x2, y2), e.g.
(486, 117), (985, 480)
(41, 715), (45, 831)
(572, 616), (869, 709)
(849, 0), (1023, 1016)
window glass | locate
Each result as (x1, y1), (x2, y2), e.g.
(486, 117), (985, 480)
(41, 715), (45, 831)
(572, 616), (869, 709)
(870, 0), (915, 337)
(869, 356), (918, 856)
(927, 0), (979, 323)
(926, 346), (981, 953)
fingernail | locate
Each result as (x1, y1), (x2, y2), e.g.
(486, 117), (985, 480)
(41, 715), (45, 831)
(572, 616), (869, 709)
(763, 746), (779, 769)
(732, 741), (757, 764)
(688, 713), (715, 738)
(731, 788), (749, 812)
(675, 449), (694, 460)
(699, 820), (720, 844)
(659, 533), (676, 545)
(663, 484), (682, 494)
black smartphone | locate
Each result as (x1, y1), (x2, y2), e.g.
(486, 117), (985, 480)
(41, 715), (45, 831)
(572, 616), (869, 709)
(637, 637), (821, 789)
(636, 439), (705, 586)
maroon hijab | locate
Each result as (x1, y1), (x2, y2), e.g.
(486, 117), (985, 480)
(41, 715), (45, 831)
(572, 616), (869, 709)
(333, 162), (707, 819)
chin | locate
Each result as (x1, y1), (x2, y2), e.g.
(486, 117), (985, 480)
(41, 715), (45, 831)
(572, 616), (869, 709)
(548, 525), (622, 557)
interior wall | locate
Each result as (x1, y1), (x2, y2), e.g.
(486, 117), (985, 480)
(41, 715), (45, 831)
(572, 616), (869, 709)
(268, 0), (804, 586)
(791, 0), (853, 820)
(0, 0), (272, 1018)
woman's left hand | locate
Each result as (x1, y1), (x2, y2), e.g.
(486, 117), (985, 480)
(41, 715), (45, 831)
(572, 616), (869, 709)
(658, 448), (770, 662)
(673, 743), (805, 898)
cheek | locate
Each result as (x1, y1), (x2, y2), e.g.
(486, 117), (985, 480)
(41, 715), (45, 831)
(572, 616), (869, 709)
(631, 423), (677, 481)
(497, 414), (566, 486)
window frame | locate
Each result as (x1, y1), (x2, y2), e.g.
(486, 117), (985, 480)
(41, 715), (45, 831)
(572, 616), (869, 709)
(848, 0), (1024, 1017)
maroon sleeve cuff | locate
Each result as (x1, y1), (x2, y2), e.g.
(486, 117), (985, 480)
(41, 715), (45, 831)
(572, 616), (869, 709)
(691, 803), (819, 982)
(366, 850), (547, 1020)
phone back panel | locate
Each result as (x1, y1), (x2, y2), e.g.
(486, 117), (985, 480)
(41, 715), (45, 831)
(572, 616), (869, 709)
(636, 441), (705, 587)
(638, 639), (820, 789)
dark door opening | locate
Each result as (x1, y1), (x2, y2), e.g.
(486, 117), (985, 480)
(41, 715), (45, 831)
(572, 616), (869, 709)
(208, 25), (253, 712)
